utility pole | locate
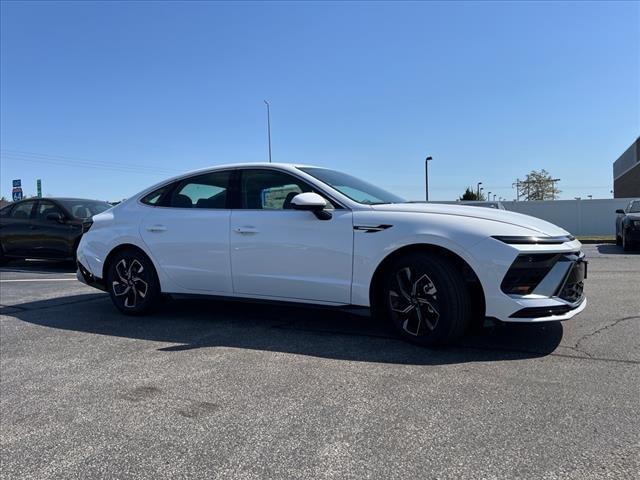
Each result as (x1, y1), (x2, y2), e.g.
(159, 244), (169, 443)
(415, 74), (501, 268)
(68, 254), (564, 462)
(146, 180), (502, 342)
(425, 156), (433, 201)
(550, 178), (560, 200)
(263, 100), (272, 163)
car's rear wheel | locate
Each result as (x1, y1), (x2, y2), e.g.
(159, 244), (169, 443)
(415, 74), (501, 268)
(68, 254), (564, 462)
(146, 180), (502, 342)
(106, 249), (160, 315)
(378, 253), (471, 346)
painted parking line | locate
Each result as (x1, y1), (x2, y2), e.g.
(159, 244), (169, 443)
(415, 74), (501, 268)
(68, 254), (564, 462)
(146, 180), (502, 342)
(0, 278), (79, 283)
(0, 269), (76, 275)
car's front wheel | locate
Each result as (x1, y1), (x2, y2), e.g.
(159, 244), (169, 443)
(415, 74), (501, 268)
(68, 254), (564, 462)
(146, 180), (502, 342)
(106, 249), (160, 315)
(378, 253), (471, 346)
(622, 227), (635, 252)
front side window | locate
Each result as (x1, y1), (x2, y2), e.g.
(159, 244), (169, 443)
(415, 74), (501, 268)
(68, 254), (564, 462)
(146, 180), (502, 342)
(239, 169), (315, 210)
(298, 167), (405, 205)
(9, 201), (36, 219)
(167, 171), (231, 209)
(36, 201), (64, 221)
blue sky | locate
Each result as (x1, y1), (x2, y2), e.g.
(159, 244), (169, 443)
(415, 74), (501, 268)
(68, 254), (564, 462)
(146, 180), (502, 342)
(1, 1), (638, 202)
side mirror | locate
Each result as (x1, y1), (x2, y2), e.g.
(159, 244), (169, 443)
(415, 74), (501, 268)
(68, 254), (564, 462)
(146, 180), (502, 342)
(291, 192), (332, 220)
(615, 209), (625, 214)
(46, 212), (64, 223)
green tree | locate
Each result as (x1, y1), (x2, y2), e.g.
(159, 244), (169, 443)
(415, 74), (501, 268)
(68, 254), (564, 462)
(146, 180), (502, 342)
(459, 187), (485, 201)
(518, 170), (561, 201)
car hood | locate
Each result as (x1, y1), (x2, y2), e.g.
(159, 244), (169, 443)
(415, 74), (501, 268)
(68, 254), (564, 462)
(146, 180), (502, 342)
(371, 203), (570, 236)
(624, 213), (640, 220)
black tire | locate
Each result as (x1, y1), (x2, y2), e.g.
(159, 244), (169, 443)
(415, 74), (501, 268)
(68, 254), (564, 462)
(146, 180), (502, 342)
(376, 253), (471, 346)
(616, 235), (622, 246)
(622, 228), (633, 252)
(106, 249), (160, 315)
(0, 244), (9, 266)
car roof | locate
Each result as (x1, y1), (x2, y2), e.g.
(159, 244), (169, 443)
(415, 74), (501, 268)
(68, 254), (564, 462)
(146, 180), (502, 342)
(14, 197), (110, 202)
(169, 162), (323, 177)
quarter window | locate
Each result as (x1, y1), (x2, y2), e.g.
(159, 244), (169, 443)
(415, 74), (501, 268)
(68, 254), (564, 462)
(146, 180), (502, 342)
(167, 171), (231, 209)
(141, 186), (168, 206)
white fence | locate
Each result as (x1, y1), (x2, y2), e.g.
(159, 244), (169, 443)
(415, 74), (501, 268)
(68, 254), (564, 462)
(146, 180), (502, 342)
(500, 198), (637, 236)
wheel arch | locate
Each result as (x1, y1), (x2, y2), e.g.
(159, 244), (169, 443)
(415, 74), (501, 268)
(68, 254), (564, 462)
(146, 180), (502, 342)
(102, 243), (157, 281)
(368, 243), (486, 323)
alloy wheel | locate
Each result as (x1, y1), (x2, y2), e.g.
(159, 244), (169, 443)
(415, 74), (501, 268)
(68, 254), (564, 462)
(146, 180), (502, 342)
(388, 267), (440, 336)
(111, 258), (149, 309)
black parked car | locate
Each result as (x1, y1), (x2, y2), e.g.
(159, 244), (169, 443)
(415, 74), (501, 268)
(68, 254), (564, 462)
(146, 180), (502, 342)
(615, 199), (640, 252)
(0, 198), (112, 264)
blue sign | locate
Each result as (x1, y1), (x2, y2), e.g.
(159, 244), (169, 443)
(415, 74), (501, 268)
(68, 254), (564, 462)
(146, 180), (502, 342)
(12, 190), (23, 202)
(12, 179), (21, 188)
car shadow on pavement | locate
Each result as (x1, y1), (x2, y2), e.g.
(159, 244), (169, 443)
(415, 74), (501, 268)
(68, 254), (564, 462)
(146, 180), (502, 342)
(595, 244), (640, 255)
(1, 293), (564, 366)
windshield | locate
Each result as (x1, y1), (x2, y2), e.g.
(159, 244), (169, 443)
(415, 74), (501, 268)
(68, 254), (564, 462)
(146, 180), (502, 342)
(629, 201), (640, 213)
(298, 167), (405, 205)
(58, 200), (112, 219)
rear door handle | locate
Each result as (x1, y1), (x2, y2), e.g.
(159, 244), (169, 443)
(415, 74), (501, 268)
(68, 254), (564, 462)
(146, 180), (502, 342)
(146, 225), (167, 232)
(234, 226), (258, 234)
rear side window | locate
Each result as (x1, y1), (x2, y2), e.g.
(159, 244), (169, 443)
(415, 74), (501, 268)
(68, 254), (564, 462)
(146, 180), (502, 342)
(167, 171), (231, 209)
(9, 201), (36, 219)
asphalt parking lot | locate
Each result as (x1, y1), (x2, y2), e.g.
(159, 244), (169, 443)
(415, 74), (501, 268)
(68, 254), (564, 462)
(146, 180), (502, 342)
(1, 244), (639, 479)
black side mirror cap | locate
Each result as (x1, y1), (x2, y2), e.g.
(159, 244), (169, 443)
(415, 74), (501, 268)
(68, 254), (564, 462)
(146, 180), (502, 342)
(615, 209), (625, 214)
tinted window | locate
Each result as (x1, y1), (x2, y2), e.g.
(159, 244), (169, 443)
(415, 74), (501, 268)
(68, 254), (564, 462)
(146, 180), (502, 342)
(628, 201), (640, 213)
(239, 169), (317, 210)
(298, 167), (405, 205)
(167, 171), (231, 209)
(141, 186), (168, 206)
(56, 199), (111, 218)
(9, 201), (35, 219)
(36, 201), (64, 220)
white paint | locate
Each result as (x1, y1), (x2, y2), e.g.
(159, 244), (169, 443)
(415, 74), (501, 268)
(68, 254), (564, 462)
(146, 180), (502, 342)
(77, 163), (589, 323)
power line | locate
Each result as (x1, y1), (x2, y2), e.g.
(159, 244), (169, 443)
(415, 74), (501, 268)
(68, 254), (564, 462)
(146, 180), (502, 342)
(0, 149), (182, 176)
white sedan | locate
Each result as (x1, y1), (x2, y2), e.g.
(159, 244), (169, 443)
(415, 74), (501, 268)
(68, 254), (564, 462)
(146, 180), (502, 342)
(77, 163), (587, 345)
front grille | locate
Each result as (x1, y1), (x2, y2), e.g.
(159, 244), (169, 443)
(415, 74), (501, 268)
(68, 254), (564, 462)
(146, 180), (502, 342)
(510, 304), (576, 318)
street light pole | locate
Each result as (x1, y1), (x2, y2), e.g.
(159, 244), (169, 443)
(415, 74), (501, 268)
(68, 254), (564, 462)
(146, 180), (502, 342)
(263, 100), (272, 163)
(487, 191), (492, 202)
(476, 182), (482, 199)
(425, 156), (433, 201)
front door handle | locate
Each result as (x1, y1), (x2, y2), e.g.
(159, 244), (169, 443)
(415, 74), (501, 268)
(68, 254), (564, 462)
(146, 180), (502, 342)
(146, 225), (167, 232)
(234, 226), (258, 234)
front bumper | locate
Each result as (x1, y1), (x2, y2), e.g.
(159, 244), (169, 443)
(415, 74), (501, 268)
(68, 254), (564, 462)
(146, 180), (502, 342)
(473, 237), (587, 323)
